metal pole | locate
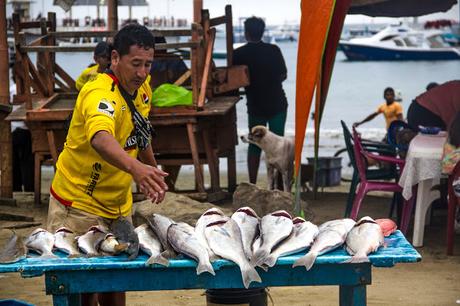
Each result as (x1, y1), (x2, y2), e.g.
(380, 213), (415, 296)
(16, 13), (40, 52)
(0, 0), (13, 198)
(107, 0), (118, 31)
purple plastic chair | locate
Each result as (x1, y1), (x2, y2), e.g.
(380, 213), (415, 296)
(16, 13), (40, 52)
(351, 128), (414, 234)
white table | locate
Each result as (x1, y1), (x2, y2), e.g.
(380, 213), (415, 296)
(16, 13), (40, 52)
(399, 133), (447, 247)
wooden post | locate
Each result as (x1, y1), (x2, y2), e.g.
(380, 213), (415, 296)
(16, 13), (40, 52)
(193, 0), (202, 23)
(225, 5), (234, 67)
(107, 0), (118, 31)
(0, 0), (13, 197)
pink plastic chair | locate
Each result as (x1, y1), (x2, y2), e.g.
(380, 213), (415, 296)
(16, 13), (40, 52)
(447, 162), (460, 255)
(350, 128), (414, 234)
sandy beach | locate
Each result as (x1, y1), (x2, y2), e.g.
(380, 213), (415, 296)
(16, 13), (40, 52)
(0, 170), (459, 305)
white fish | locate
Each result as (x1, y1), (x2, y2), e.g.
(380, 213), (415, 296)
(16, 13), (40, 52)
(25, 228), (57, 258)
(76, 225), (106, 257)
(54, 227), (80, 258)
(147, 214), (177, 258)
(231, 207), (260, 261)
(205, 218), (261, 289)
(293, 218), (356, 271)
(99, 233), (128, 255)
(167, 222), (215, 275)
(344, 216), (384, 263)
(195, 208), (228, 262)
(134, 224), (169, 266)
(264, 217), (319, 267)
(252, 210), (293, 267)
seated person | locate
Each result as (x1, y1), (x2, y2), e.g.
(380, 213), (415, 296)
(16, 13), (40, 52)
(149, 36), (189, 90)
(407, 80), (460, 131)
(75, 41), (111, 91)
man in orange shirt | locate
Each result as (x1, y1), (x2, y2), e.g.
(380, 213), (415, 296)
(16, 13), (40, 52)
(354, 87), (403, 131)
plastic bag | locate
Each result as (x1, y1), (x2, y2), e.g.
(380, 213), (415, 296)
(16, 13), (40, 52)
(152, 83), (192, 107)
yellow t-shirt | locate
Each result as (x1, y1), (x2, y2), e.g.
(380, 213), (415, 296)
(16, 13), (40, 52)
(75, 64), (100, 91)
(51, 73), (152, 219)
(377, 102), (403, 129)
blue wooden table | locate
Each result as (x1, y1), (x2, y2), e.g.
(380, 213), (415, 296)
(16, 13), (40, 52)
(0, 231), (420, 306)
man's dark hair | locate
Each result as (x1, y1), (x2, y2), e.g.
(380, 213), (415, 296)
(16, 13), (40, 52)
(426, 82), (439, 91)
(383, 87), (395, 96)
(113, 24), (155, 57)
(94, 41), (110, 57)
(244, 17), (265, 41)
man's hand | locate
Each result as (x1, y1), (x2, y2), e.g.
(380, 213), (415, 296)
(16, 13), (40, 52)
(353, 122), (360, 128)
(130, 162), (169, 204)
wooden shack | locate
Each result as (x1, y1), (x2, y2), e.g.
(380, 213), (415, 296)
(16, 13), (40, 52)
(6, 5), (249, 204)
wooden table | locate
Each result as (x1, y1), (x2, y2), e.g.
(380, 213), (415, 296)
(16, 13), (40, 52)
(399, 132), (447, 247)
(6, 93), (239, 203)
(0, 231), (421, 306)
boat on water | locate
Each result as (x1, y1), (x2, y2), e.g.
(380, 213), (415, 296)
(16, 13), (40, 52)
(339, 24), (460, 61)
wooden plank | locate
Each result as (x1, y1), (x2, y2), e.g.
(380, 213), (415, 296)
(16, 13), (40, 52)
(54, 63), (76, 90)
(225, 5), (234, 67)
(18, 21), (52, 30)
(26, 109), (72, 121)
(202, 129), (220, 192)
(227, 149), (237, 192)
(209, 16), (226, 27)
(186, 123), (205, 192)
(174, 70), (191, 86)
(24, 55), (47, 96)
(49, 29), (195, 39)
(197, 28), (216, 109)
(46, 130), (59, 165)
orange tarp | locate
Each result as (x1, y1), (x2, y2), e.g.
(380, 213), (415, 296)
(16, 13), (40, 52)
(294, 0), (336, 176)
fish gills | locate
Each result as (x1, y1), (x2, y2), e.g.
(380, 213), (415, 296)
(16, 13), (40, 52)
(25, 228), (57, 258)
(54, 227), (80, 258)
(345, 216), (384, 263)
(195, 208), (228, 262)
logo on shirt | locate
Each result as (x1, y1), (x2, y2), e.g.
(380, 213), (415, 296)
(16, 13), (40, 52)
(142, 93), (149, 104)
(85, 162), (102, 196)
(124, 130), (137, 151)
(97, 99), (115, 117)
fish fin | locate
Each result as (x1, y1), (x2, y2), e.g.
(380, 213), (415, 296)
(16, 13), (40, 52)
(40, 253), (58, 259)
(196, 260), (215, 276)
(161, 249), (176, 259)
(292, 252), (317, 271)
(209, 253), (221, 262)
(241, 263), (262, 289)
(344, 255), (370, 264)
(67, 254), (81, 258)
(263, 254), (278, 268)
(258, 264), (269, 272)
(86, 252), (99, 258)
(146, 254), (169, 267)
(251, 248), (269, 267)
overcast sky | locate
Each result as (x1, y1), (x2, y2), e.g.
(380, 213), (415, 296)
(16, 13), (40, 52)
(11, 0), (460, 25)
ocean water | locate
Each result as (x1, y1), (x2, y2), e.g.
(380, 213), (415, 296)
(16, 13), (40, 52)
(53, 37), (460, 173)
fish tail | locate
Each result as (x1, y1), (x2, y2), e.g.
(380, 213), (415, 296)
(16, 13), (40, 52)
(251, 248), (269, 267)
(209, 253), (220, 263)
(67, 253), (81, 258)
(241, 262), (262, 289)
(161, 248), (176, 259)
(146, 254), (170, 267)
(344, 253), (370, 264)
(263, 254), (278, 268)
(196, 259), (215, 276)
(292, 252), (317, 271)
(40, 253), (58, 259)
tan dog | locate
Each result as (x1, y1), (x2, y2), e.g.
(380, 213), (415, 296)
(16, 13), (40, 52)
(241, 125), (295, 192)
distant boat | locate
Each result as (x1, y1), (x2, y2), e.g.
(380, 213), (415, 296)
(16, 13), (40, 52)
(339, 24), (460, 61)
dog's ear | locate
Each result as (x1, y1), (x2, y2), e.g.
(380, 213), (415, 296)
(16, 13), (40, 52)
(252, 127), (266, 138)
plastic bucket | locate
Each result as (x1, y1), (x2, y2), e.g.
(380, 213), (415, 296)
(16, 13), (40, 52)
(205, 288), (267, 306)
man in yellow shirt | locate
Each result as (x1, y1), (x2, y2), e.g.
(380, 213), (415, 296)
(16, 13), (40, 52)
(47, 24), (168, 306)
(75, 41), (111, 91)
(354, 87), (403, 130)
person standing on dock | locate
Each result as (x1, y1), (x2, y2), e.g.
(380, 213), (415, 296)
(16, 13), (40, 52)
(233, 16), (288, 185)
(47, 24), (168, 306)
(75, 41), (111, 91)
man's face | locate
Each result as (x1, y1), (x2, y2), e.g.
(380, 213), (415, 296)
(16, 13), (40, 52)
(111, 45), (154, 94)
(384, 91), (395, 103)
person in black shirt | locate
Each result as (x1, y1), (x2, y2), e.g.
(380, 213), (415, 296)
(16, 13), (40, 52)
(233, 16), (288, 185)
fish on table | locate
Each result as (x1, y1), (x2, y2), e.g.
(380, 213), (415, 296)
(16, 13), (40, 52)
(231, 207), (260, 261)
(99, 233), (128, 256)
(195, 208), (229, 262)
(76, 225), (106, 257)
(135, 224), (169, 266)
(264, 217), (318, 268)
(0, 230), (27, 264)
(25, 228), (57, 258)
(167, 222), (215, 275)
(252, 210), (293, 267)
(205, 218), (261, 289)
(111, 217), (139, 260)
(293, 218), (355, 271)
(344, 216), (384, 263)
(147, 214), (177, 259)
(54, 227), (80, 258)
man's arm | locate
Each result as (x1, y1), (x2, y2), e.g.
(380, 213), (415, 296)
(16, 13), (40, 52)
(91, 131), (168, 203)
(354, 112), (379, 127)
